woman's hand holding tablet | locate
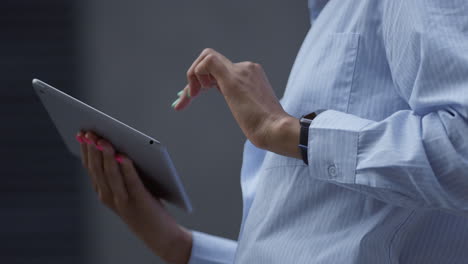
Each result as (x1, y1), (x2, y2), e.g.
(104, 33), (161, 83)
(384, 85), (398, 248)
(77, 131), (193, 264)
(32, 79), (194, 263)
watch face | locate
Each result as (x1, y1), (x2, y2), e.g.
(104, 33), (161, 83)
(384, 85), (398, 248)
(304, 112), (317, 120)
(300, 112), (317, 125)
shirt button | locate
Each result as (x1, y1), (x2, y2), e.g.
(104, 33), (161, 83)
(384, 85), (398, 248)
(328, 164), (337, 177)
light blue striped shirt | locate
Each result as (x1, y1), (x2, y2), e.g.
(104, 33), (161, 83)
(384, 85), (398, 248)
(189, 0), (468, 263)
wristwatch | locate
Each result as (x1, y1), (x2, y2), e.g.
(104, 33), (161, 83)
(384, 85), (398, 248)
(298, 109), (325, 165)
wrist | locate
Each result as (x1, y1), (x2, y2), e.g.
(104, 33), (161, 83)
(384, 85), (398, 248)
(266, 114), (302, 159)
(160, 226), (193, 264)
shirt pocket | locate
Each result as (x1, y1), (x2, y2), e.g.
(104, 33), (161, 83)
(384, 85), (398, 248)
(282, 32), (361, 118)
(268, 32), (361, 169)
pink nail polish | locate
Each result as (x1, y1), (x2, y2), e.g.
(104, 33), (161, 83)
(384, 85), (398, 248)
(96, 144), (104, 151)
(83, 137), (92, 144)
(76, 135), (84, 143)
(115, 155), (123, 164)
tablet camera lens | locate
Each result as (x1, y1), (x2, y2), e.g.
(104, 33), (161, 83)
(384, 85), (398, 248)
(149, 140), (154, 144)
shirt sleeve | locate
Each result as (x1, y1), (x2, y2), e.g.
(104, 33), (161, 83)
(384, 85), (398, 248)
(188, 231), (237, 264)
(306, 1), (468, 215)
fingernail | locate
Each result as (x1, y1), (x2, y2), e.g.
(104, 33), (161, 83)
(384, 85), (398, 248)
(177, 90), (184, 97)
(83, 137), (92, 144)
(96, 144), (104, 151)
(115, 155), (123, 164)
(171, 98), (181, 108)
(76, 135), (84, 143)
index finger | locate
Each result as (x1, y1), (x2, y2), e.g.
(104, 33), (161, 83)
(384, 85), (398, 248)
(187, 49), (210, 98)
(193, 52), (231, 87)
(187, 48), (230, 97)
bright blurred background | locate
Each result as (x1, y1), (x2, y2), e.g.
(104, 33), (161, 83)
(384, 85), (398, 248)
(2, 0), (309, 263)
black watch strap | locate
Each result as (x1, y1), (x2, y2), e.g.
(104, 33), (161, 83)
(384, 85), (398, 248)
(298, 109), (326, 165)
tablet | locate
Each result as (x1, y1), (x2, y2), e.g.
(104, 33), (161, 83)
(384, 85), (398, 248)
(32, 79), (192, 212)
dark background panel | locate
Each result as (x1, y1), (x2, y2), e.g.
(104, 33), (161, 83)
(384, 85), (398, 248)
(0, 0), (82, 263)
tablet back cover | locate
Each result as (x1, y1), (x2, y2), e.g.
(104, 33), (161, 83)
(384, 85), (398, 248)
(32, 79), (192, 212)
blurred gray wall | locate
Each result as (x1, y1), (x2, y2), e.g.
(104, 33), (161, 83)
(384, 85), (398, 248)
(78, 1), (309, 263)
